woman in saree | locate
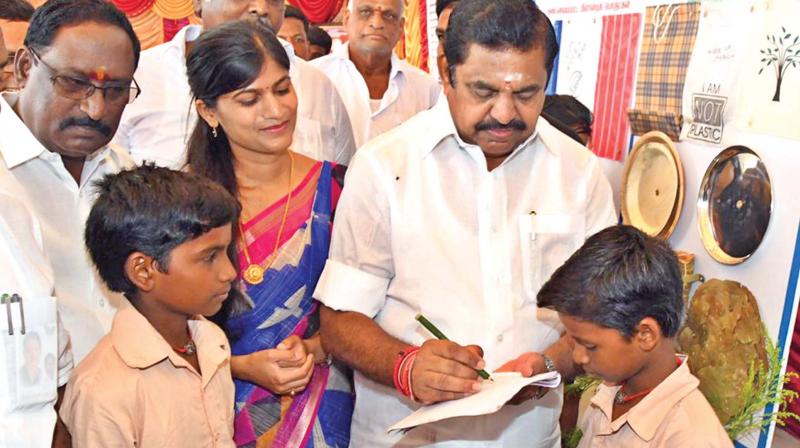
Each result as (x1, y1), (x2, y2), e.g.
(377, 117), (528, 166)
(185, 21), (353, 447)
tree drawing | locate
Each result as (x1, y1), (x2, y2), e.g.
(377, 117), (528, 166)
(759, 26), (799, 102)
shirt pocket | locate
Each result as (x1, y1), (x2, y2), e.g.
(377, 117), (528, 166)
(519, 213), (586, 303)
(0, 294), (58, 412)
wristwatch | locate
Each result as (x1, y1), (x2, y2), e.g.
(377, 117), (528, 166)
(534, 354), (556, 400)
(542, 354), (556, 373)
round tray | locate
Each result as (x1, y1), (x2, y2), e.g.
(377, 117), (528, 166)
(621, 131), (685, 238)
(697, 146), (772, 265)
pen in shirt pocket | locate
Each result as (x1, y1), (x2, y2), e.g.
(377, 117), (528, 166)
(2, 293), (26, 335)
(415, 313), (492, 381)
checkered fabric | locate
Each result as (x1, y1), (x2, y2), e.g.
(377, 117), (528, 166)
(628, 3), (701, 140)
(628, 109), (683, 138)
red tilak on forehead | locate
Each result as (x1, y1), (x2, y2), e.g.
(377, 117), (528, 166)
(90, 68), (108, 82)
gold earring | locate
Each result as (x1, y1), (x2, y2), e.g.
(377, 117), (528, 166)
(212, 126), (219, 138)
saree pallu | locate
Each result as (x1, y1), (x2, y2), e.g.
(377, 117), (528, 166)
(226, 162), (353, 448)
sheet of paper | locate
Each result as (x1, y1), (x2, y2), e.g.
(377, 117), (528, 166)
(387, 371), (562, 433)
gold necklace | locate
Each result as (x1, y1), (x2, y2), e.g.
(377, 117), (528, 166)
(240, 151), (295, 285)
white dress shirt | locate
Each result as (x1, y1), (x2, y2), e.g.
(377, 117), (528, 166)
(311, 43), (441, 148)
(314, 96), (617, 447)
(113, 25), (357, 168)
(0, 191), (73, 448)
(0, 93), (132, 363)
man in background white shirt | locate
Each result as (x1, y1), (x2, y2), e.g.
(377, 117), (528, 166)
(114, 0), (357, 167)
(0, 0), (138, 362)
(312, 0), (440, 148)
(0, 190), (73, 448)
(314, 1), (616, 446)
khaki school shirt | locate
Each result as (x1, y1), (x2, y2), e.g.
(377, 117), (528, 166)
(578, 356), (733, 447)
(60, 305), (235, 447)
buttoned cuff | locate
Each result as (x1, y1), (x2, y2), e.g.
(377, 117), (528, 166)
(314, 259), (390, 318)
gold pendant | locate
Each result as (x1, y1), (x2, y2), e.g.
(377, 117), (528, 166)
(243, 264), (264, 285)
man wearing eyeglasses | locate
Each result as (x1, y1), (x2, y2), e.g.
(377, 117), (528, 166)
(312, 0), (441, 148)
(0, 0), (139, 364)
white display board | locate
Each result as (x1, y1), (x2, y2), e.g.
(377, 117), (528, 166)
(536, 1), (800, 447)
(426, 1), (800, 443)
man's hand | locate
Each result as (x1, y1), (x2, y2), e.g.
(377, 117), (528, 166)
(497, 352), (548, 405)
(410, 340), (486, 404)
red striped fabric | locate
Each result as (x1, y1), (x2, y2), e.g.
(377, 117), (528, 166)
(590, 13), (642, 161)
(110, 0), (156, 17)
(418, 0), (429, 72)
(163, 17), (189, 43)
(288, 0), (347, 25)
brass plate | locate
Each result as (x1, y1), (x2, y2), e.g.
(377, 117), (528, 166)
(697, 146), (772, 265)
(621, 131), (685, 238)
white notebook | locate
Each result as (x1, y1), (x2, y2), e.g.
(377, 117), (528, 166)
(387, 371), (562, 433)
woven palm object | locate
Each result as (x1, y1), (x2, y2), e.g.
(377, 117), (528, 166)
(678, 279), (768, 423)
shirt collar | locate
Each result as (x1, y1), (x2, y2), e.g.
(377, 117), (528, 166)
(111, 304), (230, 386)
(0, 92), (116, 173)
(420, 94), (552, 162)
(165, 24), (203, 62)
(590, 355), (699, 442)
(278, 37), (298, 65)
(388, 49), (405, 82)
(0, 93), (47, 168)
(336, 42), (407, 83)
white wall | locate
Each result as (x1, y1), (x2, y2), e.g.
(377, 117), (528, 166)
(535, 1), (800, 447)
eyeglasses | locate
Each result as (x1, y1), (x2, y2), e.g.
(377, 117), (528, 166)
(0, 54), (14, 88)
(355, 6), (401, 24)
(28, 47), (141, 105)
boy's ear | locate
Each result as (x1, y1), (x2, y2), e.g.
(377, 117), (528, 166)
(124, 252), (158, 293)
(633, 317), (662, 352)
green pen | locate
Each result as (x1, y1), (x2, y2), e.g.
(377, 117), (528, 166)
(415, 313), (492, 380)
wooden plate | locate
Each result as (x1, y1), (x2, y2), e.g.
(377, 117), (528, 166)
(621, 131), (685, 238)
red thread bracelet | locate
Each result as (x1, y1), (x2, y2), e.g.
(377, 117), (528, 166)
(404, 349), (420, 401)
(393, 346), (420, 399)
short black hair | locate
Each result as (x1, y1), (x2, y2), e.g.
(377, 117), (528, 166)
(85, 165), (239, 299)
(0, 0), (35, 21)
(543, 95), (593, 137)
(307, 26), (332, 53)
(284, 5), (309, 33)
(24, 0), (141, 68)
(436, 0), (459, 17)
(538, 225), (684, 338)
(444, 0), (558, 86)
